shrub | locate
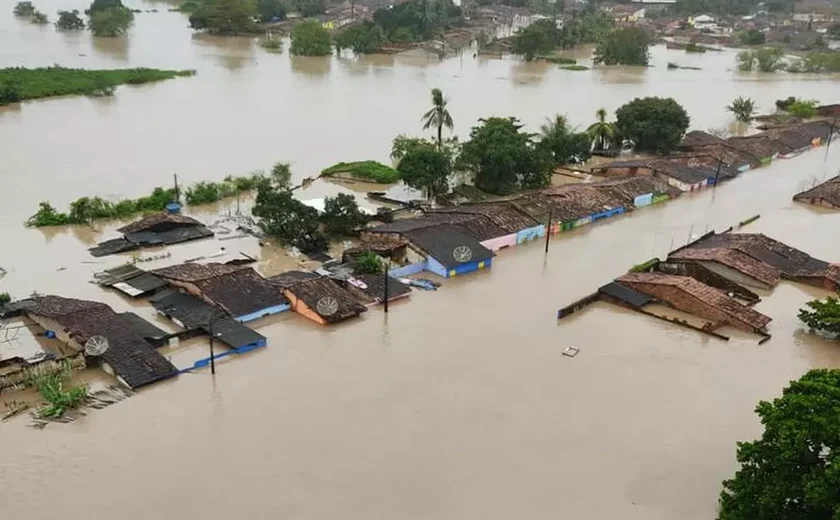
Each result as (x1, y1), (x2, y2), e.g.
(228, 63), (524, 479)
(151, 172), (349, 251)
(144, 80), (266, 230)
(55, 10), (85, 30)
(353, 251), (383, 275)
(13, 1), (36, 16)
(0, 293), (11, 306)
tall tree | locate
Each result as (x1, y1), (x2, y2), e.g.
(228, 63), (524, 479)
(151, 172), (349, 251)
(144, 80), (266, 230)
(458, 117), (550, 194)
(320, 193), (368, 237)
(593, 27), (650, 66)
(396, 139), (453, 200)
(615, 97), (690, 154)
(290, 19), (332, 56)
(189, 0), (258, 35)
(586, 108), (616, 151)
(718, 369), (840, 520)
(798, 293), (840, 335)
(421, 88), (453, 149)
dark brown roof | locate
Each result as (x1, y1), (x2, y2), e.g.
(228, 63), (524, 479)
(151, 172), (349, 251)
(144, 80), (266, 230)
(268, 270), (320, 289)
(540, 184), (626, 220)
(670, 247), (782, 286)
(726, 135), (791, 158)
(369, 213), (475, 234)
(13, 295), (108, 318)
(284, 277), (367, 323)
(680, 131), (725, 148)
(151, 262), (248, 283)
(617, 272), (771, 330)
(690, 233), (831, 279)
(353, 274), (412, 302)
(403, 226), (495, 269)
(15, 296), (177, 389)
(117, 213), (202, 234)
(194, 269), (288, 317)
(591, 175), (681, 201)
(793, 175), (840, 208)
(432, 203), (540, 233)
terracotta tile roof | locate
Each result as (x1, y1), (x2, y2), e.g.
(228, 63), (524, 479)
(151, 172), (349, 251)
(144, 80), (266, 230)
(669, 247), (782, 286)
(692, 233), (823, 276)
(268, 270), (321, 289)
(793, 175), (840, 208)
(617, 272), (772, 330)
(681, 131), (725, 148)
(117, 213), (202, 234)
(283, 277), (367, 323)
(151, 262), (248, 283)
(11, 295), (108, 318)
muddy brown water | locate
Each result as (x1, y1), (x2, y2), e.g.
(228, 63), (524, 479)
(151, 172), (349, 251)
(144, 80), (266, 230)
(2, 2), (840, 518)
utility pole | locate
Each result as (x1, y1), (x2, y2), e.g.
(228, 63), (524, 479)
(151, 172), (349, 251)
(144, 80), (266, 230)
(208, 320), (216, 375)
(545, 208), (553, 253)
(383, 263), (389, 313)
(173, 173), (180, 204)
(713, 155), (723, 187)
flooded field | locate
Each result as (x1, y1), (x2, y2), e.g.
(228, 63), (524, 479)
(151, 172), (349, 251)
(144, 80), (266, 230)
(2, 1), (840, 518)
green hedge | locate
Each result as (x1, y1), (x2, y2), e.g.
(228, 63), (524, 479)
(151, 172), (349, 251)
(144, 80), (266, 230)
(321, 161), (400, 184)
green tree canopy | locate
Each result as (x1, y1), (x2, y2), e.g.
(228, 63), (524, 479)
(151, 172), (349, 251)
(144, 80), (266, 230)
(291, 0), (326, 17)
(593, 27), (650, 66)
(189, 0), (258, 34)
(396, 139), (453, 199)
(739, 29), (765, 45)
(56, 10), (85, 30)
(334, 21), (384, 54)
(537, 115), (591, 165)
(615, 97), (690, 154)
(373, 0), (462, 42)
(353, 251), (383, 275)
(257, 0), (285, 21)
(88, 5), (133, 36)
(14, 2), (36, 16)
(320, 193), (368, 237)
(718, 369), (840, 520)
(290, 19), (332, 56)
(738, 47), (784, 72)
(252, 182), (327, 253)
(510, 19), (559, 61)
(799, 293), (840, 335)
(458, 117), (550, 194)
(87, 0), (125, 14)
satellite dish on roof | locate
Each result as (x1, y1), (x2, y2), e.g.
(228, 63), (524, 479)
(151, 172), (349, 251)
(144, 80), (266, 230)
(316, 296), (339, 317)
(85, 335), (110, 356)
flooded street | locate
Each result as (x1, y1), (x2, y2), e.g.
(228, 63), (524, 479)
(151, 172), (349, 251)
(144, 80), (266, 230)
(2, 1), (840, 518)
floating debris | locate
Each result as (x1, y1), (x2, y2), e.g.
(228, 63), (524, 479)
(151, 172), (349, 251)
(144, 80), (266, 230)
(562, 346), (580, 358)
(29, 385), (133, 429)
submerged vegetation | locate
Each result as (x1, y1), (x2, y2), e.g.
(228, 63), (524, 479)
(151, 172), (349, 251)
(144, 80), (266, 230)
(726, 96), (757, 122)
(321, 161), (400, 184)
(799, 292), (840, 336)
(13, 2), (37, 17)
(28, 361), (88, 419)
(0, 292), (11, 306)
(26, 174), (262, 227)
(0, 66), (195, 106)
(353, 251), (383, 275)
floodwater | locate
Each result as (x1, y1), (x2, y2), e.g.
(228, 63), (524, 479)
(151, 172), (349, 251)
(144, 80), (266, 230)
(2, 1), (840, 518)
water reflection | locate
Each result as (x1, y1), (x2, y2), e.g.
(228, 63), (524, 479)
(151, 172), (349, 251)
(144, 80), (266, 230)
(510, 60), (550, 85)
(191, 33), (257, 70)
(592, 64), (647, 84)
(91, 35), (130, 61)
(290, 55), (332, 77)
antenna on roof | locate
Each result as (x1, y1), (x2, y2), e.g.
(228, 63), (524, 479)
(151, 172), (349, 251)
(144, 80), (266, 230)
(84, 335), (110, 356)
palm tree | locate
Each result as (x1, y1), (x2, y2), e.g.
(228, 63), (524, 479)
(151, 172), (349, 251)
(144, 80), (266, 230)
(540, 114), (572, 141)
(585, 108), (616, 151)
(421, 88), (454, 149)
(726, 96), (757, 123)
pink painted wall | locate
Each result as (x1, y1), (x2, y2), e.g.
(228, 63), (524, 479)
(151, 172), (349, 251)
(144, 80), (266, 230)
(480, 233), (517, 251)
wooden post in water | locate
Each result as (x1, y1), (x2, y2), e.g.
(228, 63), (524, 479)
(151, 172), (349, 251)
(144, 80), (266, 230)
(544, 208), (553, 253)
(173, 173), (180, 204)
(208, 320), (216, 375)
(383, 263), (389, 313)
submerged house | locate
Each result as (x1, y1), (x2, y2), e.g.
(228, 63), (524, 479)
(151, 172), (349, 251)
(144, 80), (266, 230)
(89, 213), (213, 257)
(432, 202), (544, 247)
(269, 271), (367, 325)
(7, 296), (178, 389)
(93, 263), (167, 298)
(150, 263), (290, 323)
(616, 272), (772, 333)
(342, 274), (412, 305)
(402, 226), (495, 277)
(793, 175), (840, 209)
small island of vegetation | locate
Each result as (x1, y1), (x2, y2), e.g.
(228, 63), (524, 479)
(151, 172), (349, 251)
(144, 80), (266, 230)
(0, 66), (195, 106)
(321, 161), (400, 183)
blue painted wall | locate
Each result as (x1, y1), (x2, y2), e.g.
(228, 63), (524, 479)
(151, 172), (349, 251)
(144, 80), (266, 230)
(633, 193), (653, 207)
(390, 261), (427, 278)
(426, 257), (449, 277)
(235, 303), (291, 323)
(517, 225), (546, 244)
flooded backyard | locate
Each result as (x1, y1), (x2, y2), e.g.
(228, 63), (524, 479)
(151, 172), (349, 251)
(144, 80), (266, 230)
(2, 1), (840, 518)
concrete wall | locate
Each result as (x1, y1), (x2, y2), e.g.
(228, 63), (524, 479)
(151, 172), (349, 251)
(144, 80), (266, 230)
(426, 257), (449, 277)
(480, 233), (517, 251)
(516, 224), (545, 244)
(389, 261), (426, 278)
(29, 314), (82, 354)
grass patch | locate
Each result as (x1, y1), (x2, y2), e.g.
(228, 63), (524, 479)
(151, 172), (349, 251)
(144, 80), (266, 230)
(321, 161), (400, 184)
(0, 66), (196, 106)
(559, 64), (589, 71)
(260, 38), (283, 52)
(630, 258), (660, 272)
(26, 174), (263, 227)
